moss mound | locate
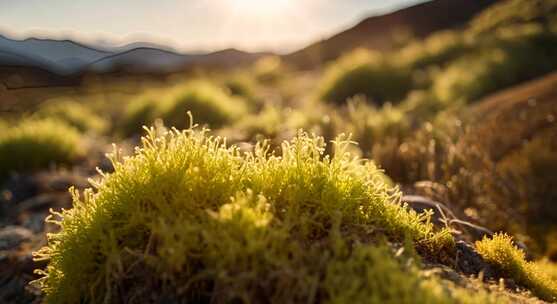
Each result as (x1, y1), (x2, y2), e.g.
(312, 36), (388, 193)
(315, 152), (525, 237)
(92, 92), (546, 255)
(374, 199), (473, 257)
(476, 233), (557, 302)
(37, 99), (108, 134)
(34, 124), (454, 303)
(319, 51), (412, 105)
(120, 93), (160, 137)
(161, 81), (247, 129)
(121, 81), (247, 136)
(0, 119), (82, 179)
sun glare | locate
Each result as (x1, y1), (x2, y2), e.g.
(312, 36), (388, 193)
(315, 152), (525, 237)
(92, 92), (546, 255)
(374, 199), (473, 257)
(227, 0), (292, 15)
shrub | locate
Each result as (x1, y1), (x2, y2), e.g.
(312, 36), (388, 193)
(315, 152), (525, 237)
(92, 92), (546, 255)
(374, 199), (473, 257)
(34, 125), (453, 303)
(120, 82), (247, 137)
(120, 92), (161, 137)
(476, 233), (557, 302)
(398, 30), (471, 70)
(318, 50), (413, 105)
(253, 56), (284, 84)
(342, 97), (411, 154)
(469, 0), (557, 34)
(222, 75), (262, 111)
(398, 90), (454, 123)
(433, 27), (557, 103)
(160, 81), (248, 130)
(0, 119), (82, 179)
(37, 98), (108, 134)
(497, 130), (557, 254)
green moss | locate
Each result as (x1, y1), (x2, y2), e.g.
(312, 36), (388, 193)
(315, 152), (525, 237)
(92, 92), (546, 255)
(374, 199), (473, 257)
(343, 98), (411, 153)
(253, 56), (284, 84)
(34, 123), (453, 303)
(37, 99), (108, 134)
(476, 233), (557, 302)
(160, 81), (247, 129)
(433, 25), (557, 103)
(120, 92), (160, 137)
(324, 240), (506, 304)
(0, 119), (82, 179)
(120, 81), (248, 137)
(470, 0), (557, 34)
(318, 50), (413, 105)
(398, 30), (472, 70)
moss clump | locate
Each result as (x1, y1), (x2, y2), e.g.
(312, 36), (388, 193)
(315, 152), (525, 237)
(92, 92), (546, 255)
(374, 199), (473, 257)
(432, 25), (557, 103)
(253, 56), (284, 84)
(37, 99), (108, 134)
(161, 81), (247, 129)
(120, 92), (160, 137)
(319, 50), (412, 105)
(469, 0), (557, 34)
(0, 119), (82, 179)
(34, 123), (453, 303)
(121, 82), (247, 137)
(476, 233), (557, 302)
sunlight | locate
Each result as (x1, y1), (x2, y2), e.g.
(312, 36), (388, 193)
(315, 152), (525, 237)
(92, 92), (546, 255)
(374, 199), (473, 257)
(226, 0), (293, 15)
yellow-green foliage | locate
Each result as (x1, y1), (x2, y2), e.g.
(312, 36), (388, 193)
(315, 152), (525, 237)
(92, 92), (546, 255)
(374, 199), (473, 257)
(343, 98), (411, 153)
(253, 56), (284, 84)
(325, 241), (505, 304)
(476, 233), (557, 302)
(161, 81), (247, 130)
(0, 119), (82, 179)
(319, 49), (413, 105)
(120, 92), (160, 137)
(399, 90), (453, 121)
(34, 124), (453, 303)
(398, 30), (472, 69)
(231, 105), (317, 143)
(433, 27), (557, 103)
(37, 99), (108, 134)
(535, 259), (557, 281)
(223, 76), (262, 111)
(121, 82), (247, 136)
(470, 0), (557, 34)
(498, 131), (557, 253)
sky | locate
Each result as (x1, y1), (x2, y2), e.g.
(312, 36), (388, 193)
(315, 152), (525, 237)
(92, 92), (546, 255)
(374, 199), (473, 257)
(0, 0), (425, 53)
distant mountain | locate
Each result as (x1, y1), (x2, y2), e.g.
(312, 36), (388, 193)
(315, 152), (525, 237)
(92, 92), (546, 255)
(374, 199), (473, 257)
(0, 35), (111, 74)
(91, 40), (181, 53)
(284, 0), (500, 68)
(88, 47), (194, 73)
(87, 47), (268, 74)
(191, 48), (271, 68)
(0, 34), (267, 76)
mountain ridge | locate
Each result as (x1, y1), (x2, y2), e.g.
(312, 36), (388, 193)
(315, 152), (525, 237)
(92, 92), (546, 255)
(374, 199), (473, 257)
(0, 0), (502, 76)
(283, 0), (500, 68)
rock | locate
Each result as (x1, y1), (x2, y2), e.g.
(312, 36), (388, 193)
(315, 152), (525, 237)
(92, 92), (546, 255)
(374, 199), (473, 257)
(0, 226), (34, 251)
(455, 241), (496, 278)
(0, 251), (42, 303)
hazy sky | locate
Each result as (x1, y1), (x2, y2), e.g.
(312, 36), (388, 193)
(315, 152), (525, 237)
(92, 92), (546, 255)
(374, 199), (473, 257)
(0, 0), (424, 53)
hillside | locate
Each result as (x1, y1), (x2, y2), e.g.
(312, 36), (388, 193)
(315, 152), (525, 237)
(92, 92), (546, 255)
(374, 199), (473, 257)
(284, 0), (499, 68)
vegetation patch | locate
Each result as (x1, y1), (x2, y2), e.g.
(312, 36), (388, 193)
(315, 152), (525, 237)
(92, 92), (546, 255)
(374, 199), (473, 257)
(33, 124), (454, 303)
(0, 119), (82, 180)
(318, 50), (413, 105)
(121, 81), (248, 136)
(37, 98), (108, 134)
(476, 233), (557, 302)
(160, 81), (248, 129)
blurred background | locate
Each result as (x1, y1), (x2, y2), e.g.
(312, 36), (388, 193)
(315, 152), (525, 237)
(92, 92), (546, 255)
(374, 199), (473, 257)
(1, 0), (557, 301)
